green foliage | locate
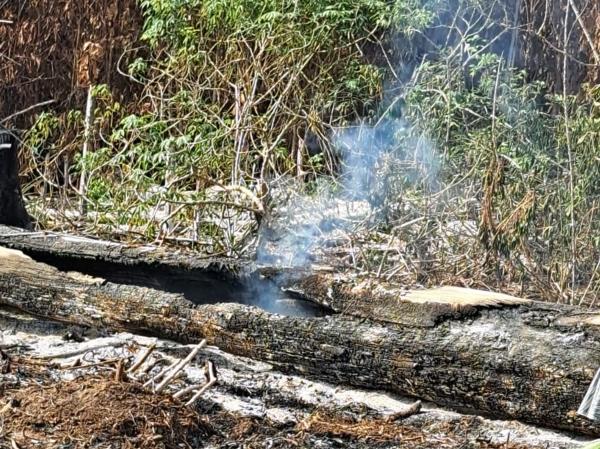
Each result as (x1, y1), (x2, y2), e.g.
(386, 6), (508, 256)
(582, 441), (600, 449)
(401, 39), (600, 300)
(23, 0), (438, 252)
(19, 0), (600, 303)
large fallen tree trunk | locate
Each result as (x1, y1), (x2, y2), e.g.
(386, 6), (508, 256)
(1, 245), (600, 436)
(1, 308), (585, 449)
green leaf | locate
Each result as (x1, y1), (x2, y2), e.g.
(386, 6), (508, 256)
(581, 441), (600, 449)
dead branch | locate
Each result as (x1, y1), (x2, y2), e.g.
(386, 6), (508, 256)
(0, 99), (57, 125)
(127, 343), (156, 374)
(185, 360), (217, 407)
(154, 340), (207, 393)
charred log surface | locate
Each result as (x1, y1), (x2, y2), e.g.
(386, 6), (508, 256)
(0, 225), (331, 318)
(1, 246), (600, 436)
(0, 131), (31, 229)
(1, 310), (585, 449)
(0, 224), (249, 273)
(273, 271), (533, 327)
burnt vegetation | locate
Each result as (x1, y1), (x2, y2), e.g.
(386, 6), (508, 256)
(0, 5), (600, 448)
(0, 0), (598, 305)
(1, 0), (598, 306)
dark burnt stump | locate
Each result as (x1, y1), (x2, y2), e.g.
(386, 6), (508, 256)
(0, 128), (32, 228)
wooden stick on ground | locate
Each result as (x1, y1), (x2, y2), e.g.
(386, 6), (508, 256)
(143, 359), (179, 388)
(384, 401), (422, 422)
(186, 360), (217, 407)
(127, 343), (156, 374)
(173, 382), (204, 400)
(114, 359), (124, 381)
(138, 357), (166, 376)
(154, 340), (207, 393)
(59, 358), (121, 371)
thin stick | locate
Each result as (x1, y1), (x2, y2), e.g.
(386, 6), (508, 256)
(143, 359), (179, 388)
(173, 382), (204, 400)
(138, 357), (166, 376)
(0, 99), (56, 125)
(383, 401), (422, 422)
(172, 365), (208, 400)
(127, 343), (156, 374)
(33, 342), (126, 360)
(79, 85), (94, 215)
(59, 358), (121, 371)
(567, 0), (600, 65)
(154, 340), (206, 393)
(185, 360), (217, 407)
(114, 359), (124, 381)
(562, 0), (577, 305)
(583, 256), (600, 308)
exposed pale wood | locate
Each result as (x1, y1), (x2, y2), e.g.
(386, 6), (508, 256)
(404, 286), (530, 307)
(1, 246), (600, 435)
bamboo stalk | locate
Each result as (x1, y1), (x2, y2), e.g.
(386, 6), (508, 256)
(79, 85), (94, 216)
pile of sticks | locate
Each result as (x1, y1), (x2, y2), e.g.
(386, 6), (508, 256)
(62, 339), (218, 407)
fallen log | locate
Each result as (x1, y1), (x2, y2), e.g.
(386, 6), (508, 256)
(0, 130), (31, 229)
(1, 245), (600, 436)
(0, 224), (328, 317)
(2, 309), (585, 449)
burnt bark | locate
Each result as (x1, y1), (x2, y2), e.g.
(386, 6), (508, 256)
(0, 129), (31, 229)
(0, 245), (600, 436)
(2, 309), (582, 449)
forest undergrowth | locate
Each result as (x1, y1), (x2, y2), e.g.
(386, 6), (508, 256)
(12, 0), (600, 305)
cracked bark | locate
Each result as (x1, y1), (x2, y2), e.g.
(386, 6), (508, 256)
(0, 246), (599, 436)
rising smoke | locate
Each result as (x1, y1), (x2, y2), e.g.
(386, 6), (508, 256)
(256, 108), (442, 270)
(251, 0), (532, 314)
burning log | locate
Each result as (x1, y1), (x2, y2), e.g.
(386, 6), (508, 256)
(2, 309), (583, 449)
(0, 242), (600, 436)
(0, 129), (31, 229)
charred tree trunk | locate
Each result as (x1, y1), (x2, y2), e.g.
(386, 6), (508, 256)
(1, 245), (600, 436)
(0, 129), (31, 229)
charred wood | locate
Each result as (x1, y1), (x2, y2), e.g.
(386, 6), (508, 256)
(0, 245), (599, 436)
(0, 130), (31, 229)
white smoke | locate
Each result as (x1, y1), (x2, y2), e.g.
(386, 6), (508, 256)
(256, 112), (442, 269)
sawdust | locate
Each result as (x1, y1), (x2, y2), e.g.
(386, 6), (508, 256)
(300, 411), (544, 449)
(0, 377), (210, 448)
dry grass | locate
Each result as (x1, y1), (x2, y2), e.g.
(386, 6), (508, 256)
(0, 377), (210, 449)
(299, 411), (543, 449)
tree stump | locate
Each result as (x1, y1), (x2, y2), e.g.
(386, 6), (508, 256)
(0, 128), (31, 228)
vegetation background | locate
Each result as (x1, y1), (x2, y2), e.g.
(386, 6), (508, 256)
(0, 0), (599, 305)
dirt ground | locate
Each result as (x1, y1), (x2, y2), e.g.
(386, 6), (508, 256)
(0, 377), (540, 449)
(0, 357), (578, 449)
